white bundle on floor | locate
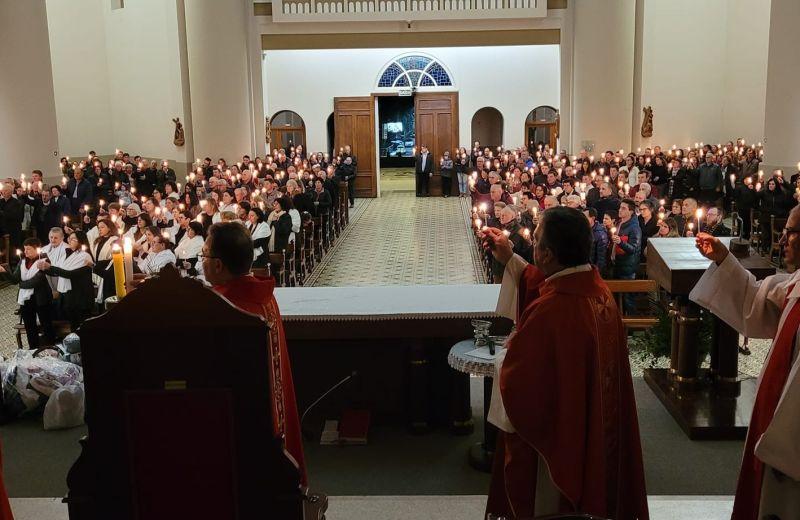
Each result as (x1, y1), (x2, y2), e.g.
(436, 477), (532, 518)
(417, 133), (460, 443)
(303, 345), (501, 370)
(43, 385), (85, 430)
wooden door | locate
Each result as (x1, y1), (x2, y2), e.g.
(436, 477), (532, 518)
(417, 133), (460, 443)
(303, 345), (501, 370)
(415, 92), (459, 196)
(334, 97), (377, 198)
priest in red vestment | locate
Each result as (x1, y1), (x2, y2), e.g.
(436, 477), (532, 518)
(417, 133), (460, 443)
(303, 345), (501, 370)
(482, 206), (649, 519)
(202, 222), (307, 486)
(691, 207), (800, 520)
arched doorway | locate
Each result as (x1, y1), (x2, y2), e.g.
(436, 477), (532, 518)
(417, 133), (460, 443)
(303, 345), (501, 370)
(525, 106), (559, 152)
(270, 110), (306, 152)
(471, 107), (504, 150)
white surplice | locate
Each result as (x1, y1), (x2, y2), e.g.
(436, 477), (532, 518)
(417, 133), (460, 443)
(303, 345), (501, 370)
(41, 243), (67, 292)
(690, 252), (800, 518)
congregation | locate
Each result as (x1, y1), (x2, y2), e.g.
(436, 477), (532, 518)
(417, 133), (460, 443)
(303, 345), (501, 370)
(458, 139), (798, 303)
(0, 136), (794, 348)
(0, 145), (356, 349)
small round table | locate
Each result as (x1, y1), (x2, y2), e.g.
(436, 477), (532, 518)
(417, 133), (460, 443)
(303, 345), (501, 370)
(448, 339), (500, 473)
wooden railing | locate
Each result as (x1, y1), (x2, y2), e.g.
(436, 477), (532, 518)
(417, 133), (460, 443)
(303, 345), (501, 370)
(271, 0), (546, 21)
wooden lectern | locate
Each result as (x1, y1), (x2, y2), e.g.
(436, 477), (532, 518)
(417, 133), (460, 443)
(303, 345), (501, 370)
(65, 266), (325, 520)
(646, 238), (775, 440)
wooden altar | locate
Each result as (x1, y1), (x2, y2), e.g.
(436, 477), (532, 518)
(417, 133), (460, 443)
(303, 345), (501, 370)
(645, 238), (775, 440)
(274, 284), (512, 434)
(65, 266), (324, 520)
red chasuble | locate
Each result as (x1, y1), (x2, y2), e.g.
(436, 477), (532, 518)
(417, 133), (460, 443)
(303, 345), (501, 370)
(0, 442), (12, 520)
(214, 275), (307, 486)
(486, 265), (649, 519)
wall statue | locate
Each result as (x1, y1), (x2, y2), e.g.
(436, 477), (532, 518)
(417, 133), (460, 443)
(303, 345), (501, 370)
(641, 106), (653, 138)
(172, 118), (185, 147)
(265, 115), (272, 145)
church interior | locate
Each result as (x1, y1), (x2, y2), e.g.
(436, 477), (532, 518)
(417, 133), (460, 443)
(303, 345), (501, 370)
(1, 0), (800, 519)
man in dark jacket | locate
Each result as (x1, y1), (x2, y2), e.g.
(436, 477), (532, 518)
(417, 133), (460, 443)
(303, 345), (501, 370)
(134, 162), (156, 197)
(733, 179), (758, 238)
(0, 185), (24, 261)
(66, 167), (92, 217)
(591, 182), (621, 221)
(700, 206), (732, 237)
(611, 199), (642, 313)
(335, 157), (357, 208)
(415, 145), (433, 197)
(585, 207), (608, 274)
(696, 153), (723, 206)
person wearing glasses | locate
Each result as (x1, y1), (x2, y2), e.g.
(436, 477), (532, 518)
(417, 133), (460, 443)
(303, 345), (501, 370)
(699, 206), (731, 237)
(200, 222), (307, 487)
(691, 205), (800, 520)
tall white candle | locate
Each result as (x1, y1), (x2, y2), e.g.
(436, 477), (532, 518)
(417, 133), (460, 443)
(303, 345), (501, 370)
(123, 237), (134, 288)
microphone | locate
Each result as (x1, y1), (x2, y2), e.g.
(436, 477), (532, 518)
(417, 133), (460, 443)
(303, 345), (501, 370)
(300, 371), (358, 441)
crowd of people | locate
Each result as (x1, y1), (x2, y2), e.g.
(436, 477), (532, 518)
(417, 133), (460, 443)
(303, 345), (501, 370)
(0, 145), (355, 348)
(462, 138), (800, 308)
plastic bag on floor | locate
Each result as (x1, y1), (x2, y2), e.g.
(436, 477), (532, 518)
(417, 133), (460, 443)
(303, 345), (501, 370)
(43, 384), (85, 430)
(1, 350), (84, 422)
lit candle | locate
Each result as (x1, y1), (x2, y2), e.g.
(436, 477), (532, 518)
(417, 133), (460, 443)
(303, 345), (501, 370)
(112, 244), (126, 298)
(122, 237), (134, 291)
(610, 227), (617, 235)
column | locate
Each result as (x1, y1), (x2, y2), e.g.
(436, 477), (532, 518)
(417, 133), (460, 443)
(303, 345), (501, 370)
(763, 0), (800, 173)
(0, 0), (60, 179)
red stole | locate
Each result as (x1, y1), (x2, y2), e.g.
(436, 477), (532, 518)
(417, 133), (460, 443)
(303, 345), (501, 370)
(732, 287), (800, 519)
(214, 275), (307, 486)
(488, 265), (649, 519)
(0, 441), (11, 520)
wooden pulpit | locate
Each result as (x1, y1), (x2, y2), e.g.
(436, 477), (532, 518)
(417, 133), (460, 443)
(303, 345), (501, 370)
(65, 266), (323, 520)
(646, 238), (775, 440)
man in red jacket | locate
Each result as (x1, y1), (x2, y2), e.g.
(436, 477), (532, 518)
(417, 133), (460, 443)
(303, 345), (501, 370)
(482, 207), (649, 519)
(202, 222), (307, 486)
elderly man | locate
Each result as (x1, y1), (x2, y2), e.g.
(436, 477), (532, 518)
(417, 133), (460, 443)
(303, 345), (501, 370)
(543, 195), (559, 210)
(41, 227), (68, 294)
(691, 209), (800, 519)
(483, 207), (648, 519)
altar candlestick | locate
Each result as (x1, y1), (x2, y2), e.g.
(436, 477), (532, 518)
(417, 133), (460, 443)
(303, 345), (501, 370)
(112, 244), (126, 298)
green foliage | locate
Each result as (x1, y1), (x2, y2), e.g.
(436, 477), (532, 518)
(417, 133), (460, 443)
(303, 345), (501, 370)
(631, 299), (713, 367)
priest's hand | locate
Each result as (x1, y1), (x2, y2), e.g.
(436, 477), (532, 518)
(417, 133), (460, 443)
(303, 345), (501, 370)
(482, 227), (514, 265)
(696, 232), (728, 265)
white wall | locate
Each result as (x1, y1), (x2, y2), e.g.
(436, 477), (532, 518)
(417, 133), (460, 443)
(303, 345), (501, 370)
(46, 0), (114, 157)
(185, 0), (254, 161)
(103, 0), (190, 163)
(722, 0), (770, 144)
(763, 0), (800, 171)
(640, 0), (728, 148)
(637, 0), (770, 149)
(0, 0), (60, 178)
(571, 0), (635, 154)
(263, 46), (560, 152)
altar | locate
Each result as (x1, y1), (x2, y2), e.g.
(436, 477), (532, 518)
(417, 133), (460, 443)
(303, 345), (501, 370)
(274, 285), (512, 433)
(646, 238), (776, 440)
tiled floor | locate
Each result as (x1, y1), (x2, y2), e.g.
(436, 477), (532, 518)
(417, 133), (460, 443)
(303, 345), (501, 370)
(307, 191), (481, 287)
(9, 495), (735, 520)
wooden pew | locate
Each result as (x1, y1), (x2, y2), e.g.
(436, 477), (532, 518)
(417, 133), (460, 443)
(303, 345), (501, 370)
(604, 278), (659, 330)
